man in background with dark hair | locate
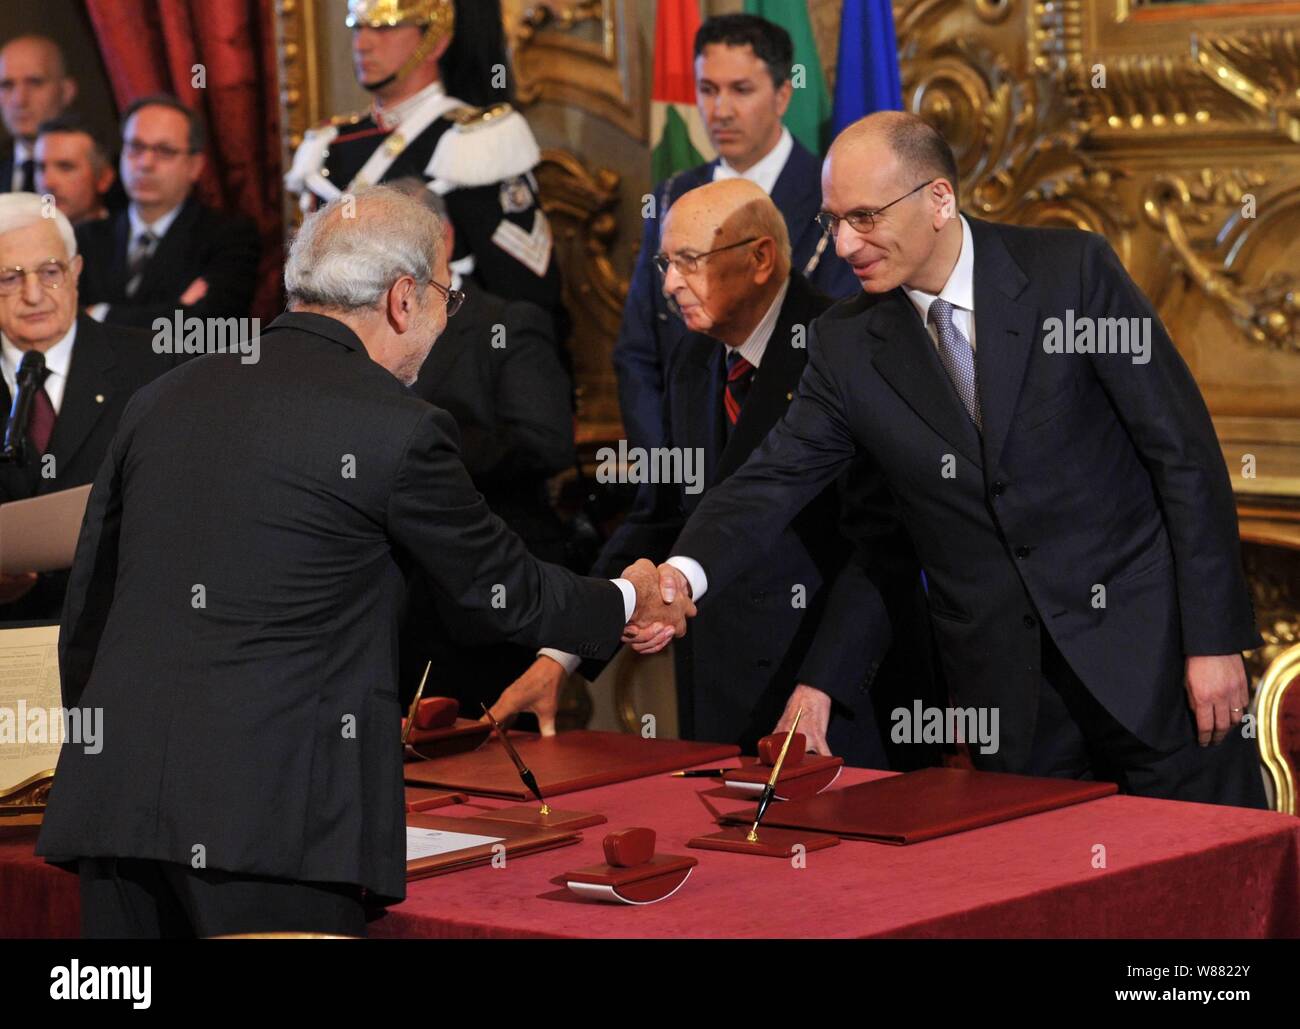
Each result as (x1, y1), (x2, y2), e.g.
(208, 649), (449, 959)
(614, 12), (858, 451)
(285, 0), (563, 319)
(75, 94), (260, 329)
(0, 36), (75, 194)
(35, 115), (114, 225)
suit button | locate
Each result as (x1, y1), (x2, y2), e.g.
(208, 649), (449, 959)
(1014, 545), (1032, 559)
(991, 481), (1006, 496)
(1023, 614), (1037, 629)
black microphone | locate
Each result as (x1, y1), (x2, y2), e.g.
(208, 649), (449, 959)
(0, 349), (46, 465)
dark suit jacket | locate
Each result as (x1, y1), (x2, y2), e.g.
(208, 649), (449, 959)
(400, 279), (577, 706)
(410, 277), (574, 546)
(74, 197), (261, 329)
(0, 315), (179, 621)
(672, 218), (1260, 772)
(35, 312), (626, 901)
(588, 274), (908, 765)
(613, 139), (858, 451)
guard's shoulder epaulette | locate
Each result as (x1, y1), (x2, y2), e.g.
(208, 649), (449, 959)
(428, 102), (541, 189)
(446, 102), (515, 131)
(318, 109), (367, 129)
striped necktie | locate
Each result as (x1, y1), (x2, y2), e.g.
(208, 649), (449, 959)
(126, 230), (159, 298)
(724, 351), (754, 426)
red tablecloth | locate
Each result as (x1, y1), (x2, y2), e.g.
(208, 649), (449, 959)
(4, 767), (1299, 938)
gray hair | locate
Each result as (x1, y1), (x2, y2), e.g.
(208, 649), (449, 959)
(285, 185), (446, 311)
(0, 192), (78, 259)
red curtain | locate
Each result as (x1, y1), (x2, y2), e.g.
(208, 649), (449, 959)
(84, 0), (284, 320)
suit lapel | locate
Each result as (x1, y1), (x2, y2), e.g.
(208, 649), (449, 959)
(671, 336), (724, 513)
(715, 277), (811, 483)
(770, 144), (823, 262)
(46, 319), (115, 475)
(869, 291), (984, 468)
(0, 378), (41, 498)
(968, 218), (1037, 472)
(106, 210), (132, 297)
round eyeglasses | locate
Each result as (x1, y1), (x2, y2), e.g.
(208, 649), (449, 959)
(0, 259), (70, 296)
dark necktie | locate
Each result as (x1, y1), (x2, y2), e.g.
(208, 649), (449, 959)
(126, 230), (158, 297)
(19, 158), (36, 193)
(724, 351), (755, 426)
(929, 297), (982, 430)
(28, 368), (55, 454)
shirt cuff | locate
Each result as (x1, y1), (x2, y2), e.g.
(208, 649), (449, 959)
(537, 649), (582, 677)
(612, 577), (636, 622)
(665, 556), (708, 602)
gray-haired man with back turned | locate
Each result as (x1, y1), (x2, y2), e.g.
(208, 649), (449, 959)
(36, 185), (693, 938)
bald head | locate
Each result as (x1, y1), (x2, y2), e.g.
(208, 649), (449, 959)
(831, 111), (960, 204)
(821, 112), (963, 295)
(0, 36), (75, 142)
(667, 178), (792, 276)
(659, 178), (792, 346)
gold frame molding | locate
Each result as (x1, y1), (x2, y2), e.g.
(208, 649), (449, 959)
(1256, 639), (1300, 814)
(506, 0), (646, 141)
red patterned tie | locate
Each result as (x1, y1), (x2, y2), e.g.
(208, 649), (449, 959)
(28, 371), (55, 454)
(724, 352), (754, 425)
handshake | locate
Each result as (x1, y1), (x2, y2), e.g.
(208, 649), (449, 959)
(482, 559), (698, 734)
(619, 559), (698, 656)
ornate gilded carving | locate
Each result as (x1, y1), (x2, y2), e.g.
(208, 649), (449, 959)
(896, 0), (1300, 484)
(0, 771), (53, 816)
(533, 148), (628, 450)
(506, 0), (646, 141)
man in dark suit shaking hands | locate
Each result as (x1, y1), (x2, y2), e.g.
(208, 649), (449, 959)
(650, 112), (1265, 808)
(36, 186), (694, 938)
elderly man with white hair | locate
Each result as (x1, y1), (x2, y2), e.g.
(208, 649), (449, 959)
(35, 185), (693, 938)
(0, 192), (175, 618)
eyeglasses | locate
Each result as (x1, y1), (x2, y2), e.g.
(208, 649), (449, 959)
(654, 236), (759, 277)
(816, 180), (935, 238)
(124, 139), (193, 162)
(428, 278), (464, 317)
(0, 259), (69, 296)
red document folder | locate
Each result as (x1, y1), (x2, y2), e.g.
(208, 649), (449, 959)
(721, 767), (1118, 844)
(403, 729), (739, 799)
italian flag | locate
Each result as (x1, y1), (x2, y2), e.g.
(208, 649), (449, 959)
(650, 0), (715, 183)
(744, 0), (833, 154)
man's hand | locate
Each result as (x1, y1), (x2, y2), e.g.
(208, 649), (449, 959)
(179, 277), (209, 306)
(775, 684), (834, 756)
(0, 572), (37, 605)
(620, 559), (695, 655)
(483, 655), (567, 736)
(1184, 653), (1250, 746)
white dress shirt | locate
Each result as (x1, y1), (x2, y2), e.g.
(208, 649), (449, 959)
(670, 216), (978, 606)
(539, 278), (791, 676)
(127, 201), (185, 248)
(903, 214), (976, 352)
(87, 202), (187, 323)
(712, 127), (794, 197)
(11, 139), (33, 192)
(1, 320), (77, 414)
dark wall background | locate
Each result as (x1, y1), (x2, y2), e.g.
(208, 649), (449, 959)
(0, 0), (119, 159)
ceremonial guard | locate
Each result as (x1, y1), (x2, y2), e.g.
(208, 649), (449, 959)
(285, 0), (561, 314)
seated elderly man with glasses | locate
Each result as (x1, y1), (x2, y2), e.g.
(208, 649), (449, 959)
(0, 192), (179, 619)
